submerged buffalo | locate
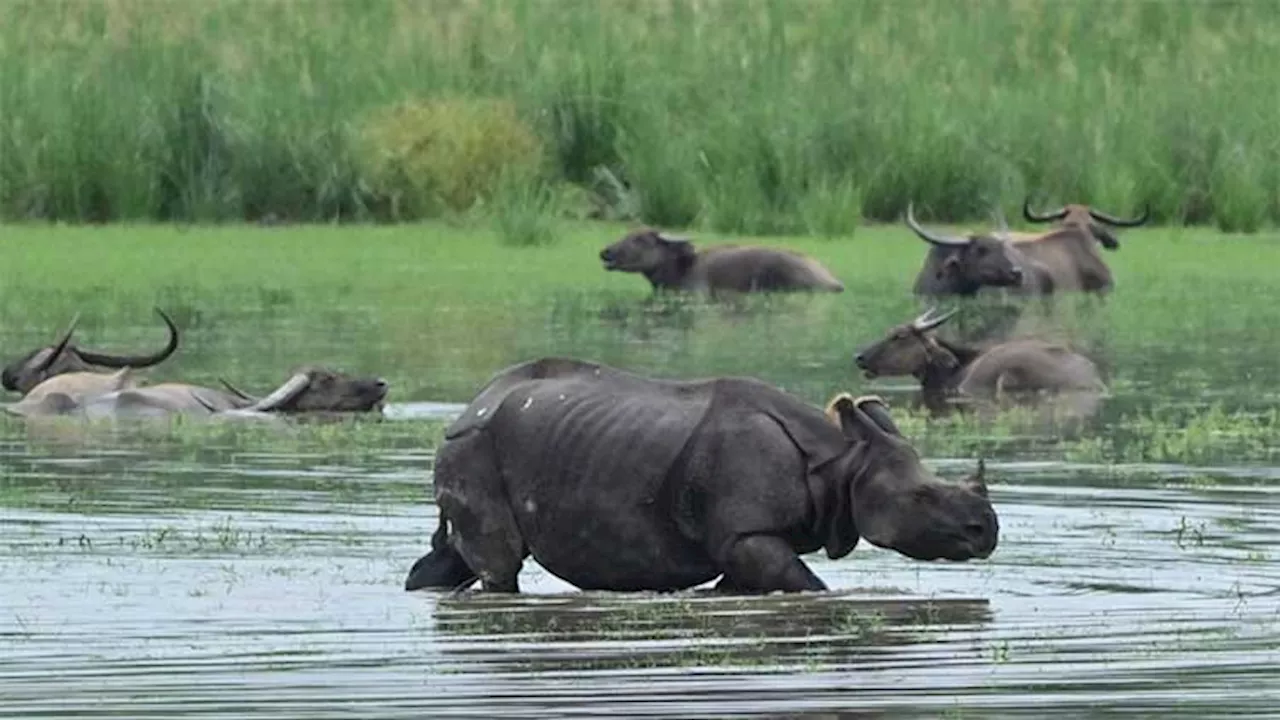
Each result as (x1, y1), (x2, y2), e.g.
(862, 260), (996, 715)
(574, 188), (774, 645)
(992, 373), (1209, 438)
(854, 307), (1106, 414)
(4, 366), (389, 420)
(403, 357), (996, 594)
(1022, 198), (1150, 252)
(905, 204), (1043, 297)
(1, 309), (180, 395)
(599, 228), (845, 294)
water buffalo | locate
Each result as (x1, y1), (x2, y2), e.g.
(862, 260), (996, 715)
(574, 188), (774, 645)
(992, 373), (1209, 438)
(403, 357), (996, 595)
(853, 307), (1106, 414)
(1022, 198), (1150, 252)
(3, 366), (389, 420)
(599, 228), (845, 294)
(905, 204), (1046, 297)
(1, 309), (180, 395)
(988, 198), (1148, 294)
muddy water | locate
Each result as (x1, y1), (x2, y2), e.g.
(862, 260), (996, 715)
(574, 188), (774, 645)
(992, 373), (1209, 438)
(2, 413), (1278, 718)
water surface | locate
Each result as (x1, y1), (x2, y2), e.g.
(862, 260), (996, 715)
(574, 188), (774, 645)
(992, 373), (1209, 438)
(2, 272), (1280, 717)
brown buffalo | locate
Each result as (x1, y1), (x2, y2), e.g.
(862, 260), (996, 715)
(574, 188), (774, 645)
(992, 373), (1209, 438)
(599, 228), (845, 294)
(1001, 198), (1149, 293)
(2, 309), (180, 395)
(853, 307), (1106, 414)
(1022, 198), (1150, 252)
(905, 203), (1049, 297)
(4, 366), (389, 420)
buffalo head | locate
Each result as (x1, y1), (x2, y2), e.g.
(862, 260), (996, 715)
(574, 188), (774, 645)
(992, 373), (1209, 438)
(825, 393), (997, 561)
(219, 366), (389, 413)
(854, 306), (960, 379)
(599, 228), (695, 276)
(906, 203), (1025, 295)
(1, 308), (180, 395)
(1023, 198), (1150, 250)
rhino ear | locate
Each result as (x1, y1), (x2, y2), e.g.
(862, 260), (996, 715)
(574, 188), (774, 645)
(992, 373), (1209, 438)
(826, 393), (902, 442)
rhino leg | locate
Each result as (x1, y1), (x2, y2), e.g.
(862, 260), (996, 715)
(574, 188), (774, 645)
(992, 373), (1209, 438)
(404, 514), (479, 592)
(718, 535), (828, 593)
(433, 432), (527, 593)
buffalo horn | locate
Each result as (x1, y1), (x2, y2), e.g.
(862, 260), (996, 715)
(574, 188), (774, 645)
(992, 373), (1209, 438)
(990, 204), (1011, 240)
(1022, 197), (1067, 223)
(34, 313), (82, 373)
(905, 202), (970, 246)
(73, 307), (180, 369)
(218, 378), (258, 403)
(911, 305), (959, 332)
(1088, 203), (1151, 227)
(248, 372), (311, 412)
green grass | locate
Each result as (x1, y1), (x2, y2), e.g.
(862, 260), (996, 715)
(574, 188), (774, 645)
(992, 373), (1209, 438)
(2, 220), (1280, 467)
(3, 1), (1280, 231)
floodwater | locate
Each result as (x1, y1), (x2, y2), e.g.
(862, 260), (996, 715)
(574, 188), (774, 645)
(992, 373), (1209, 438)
(2, 294), (1280, 717)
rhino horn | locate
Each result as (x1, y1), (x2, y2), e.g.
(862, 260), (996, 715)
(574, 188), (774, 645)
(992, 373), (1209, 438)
(965, 458), (988, 497)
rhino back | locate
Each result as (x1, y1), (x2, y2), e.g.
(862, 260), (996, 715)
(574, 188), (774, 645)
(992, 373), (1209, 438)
(481, 376), (719, 589)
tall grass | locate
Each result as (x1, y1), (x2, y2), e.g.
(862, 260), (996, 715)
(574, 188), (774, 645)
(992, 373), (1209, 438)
(2, 0), (1279, 232)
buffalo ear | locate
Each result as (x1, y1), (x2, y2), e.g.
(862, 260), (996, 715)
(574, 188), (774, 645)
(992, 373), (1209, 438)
(657, 234), (696, 269)
(1088, 222), (1120, 250)
(938, 254), (962, 279)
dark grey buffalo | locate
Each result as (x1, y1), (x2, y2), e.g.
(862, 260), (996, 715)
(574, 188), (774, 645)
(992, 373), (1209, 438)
(599, 228), (845, 294)
(403, 357), (996, 595)
(854, 307), (1106, 414)
(5, 366), (389, 420)
(2, 309), (180, 395)
(1022, 198), (1150, 253)
(905, 203), (1044, 297)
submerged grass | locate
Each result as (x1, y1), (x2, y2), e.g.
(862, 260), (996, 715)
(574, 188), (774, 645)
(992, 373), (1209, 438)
(3, 1), (1280, 230)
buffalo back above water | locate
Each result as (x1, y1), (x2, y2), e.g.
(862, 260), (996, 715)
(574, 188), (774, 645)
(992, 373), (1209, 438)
(599, 228), (844, 294)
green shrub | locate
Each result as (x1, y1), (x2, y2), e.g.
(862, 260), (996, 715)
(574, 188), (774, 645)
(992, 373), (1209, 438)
(355, 97), (546, 219)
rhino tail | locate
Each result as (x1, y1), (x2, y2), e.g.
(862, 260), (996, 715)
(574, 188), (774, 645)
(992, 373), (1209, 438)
(404, 513), (478, 592)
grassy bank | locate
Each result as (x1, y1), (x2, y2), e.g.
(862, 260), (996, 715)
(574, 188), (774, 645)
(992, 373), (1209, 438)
(2, 1), (1279, 232)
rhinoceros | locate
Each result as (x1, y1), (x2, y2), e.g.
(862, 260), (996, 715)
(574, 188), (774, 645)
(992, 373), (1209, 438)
(403, 357), (997, 594)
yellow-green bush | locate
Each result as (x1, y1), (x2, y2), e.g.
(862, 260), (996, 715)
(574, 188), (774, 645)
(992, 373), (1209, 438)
(355, 97), (546, 219)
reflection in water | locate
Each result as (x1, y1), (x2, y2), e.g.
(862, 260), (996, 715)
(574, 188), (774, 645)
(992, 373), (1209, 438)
(431, 592), (993, 673)
(1, 428), (1279, 717)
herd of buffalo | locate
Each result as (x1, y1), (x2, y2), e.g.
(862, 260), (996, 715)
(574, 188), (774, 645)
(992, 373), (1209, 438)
(3, 197), (1145, 595)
